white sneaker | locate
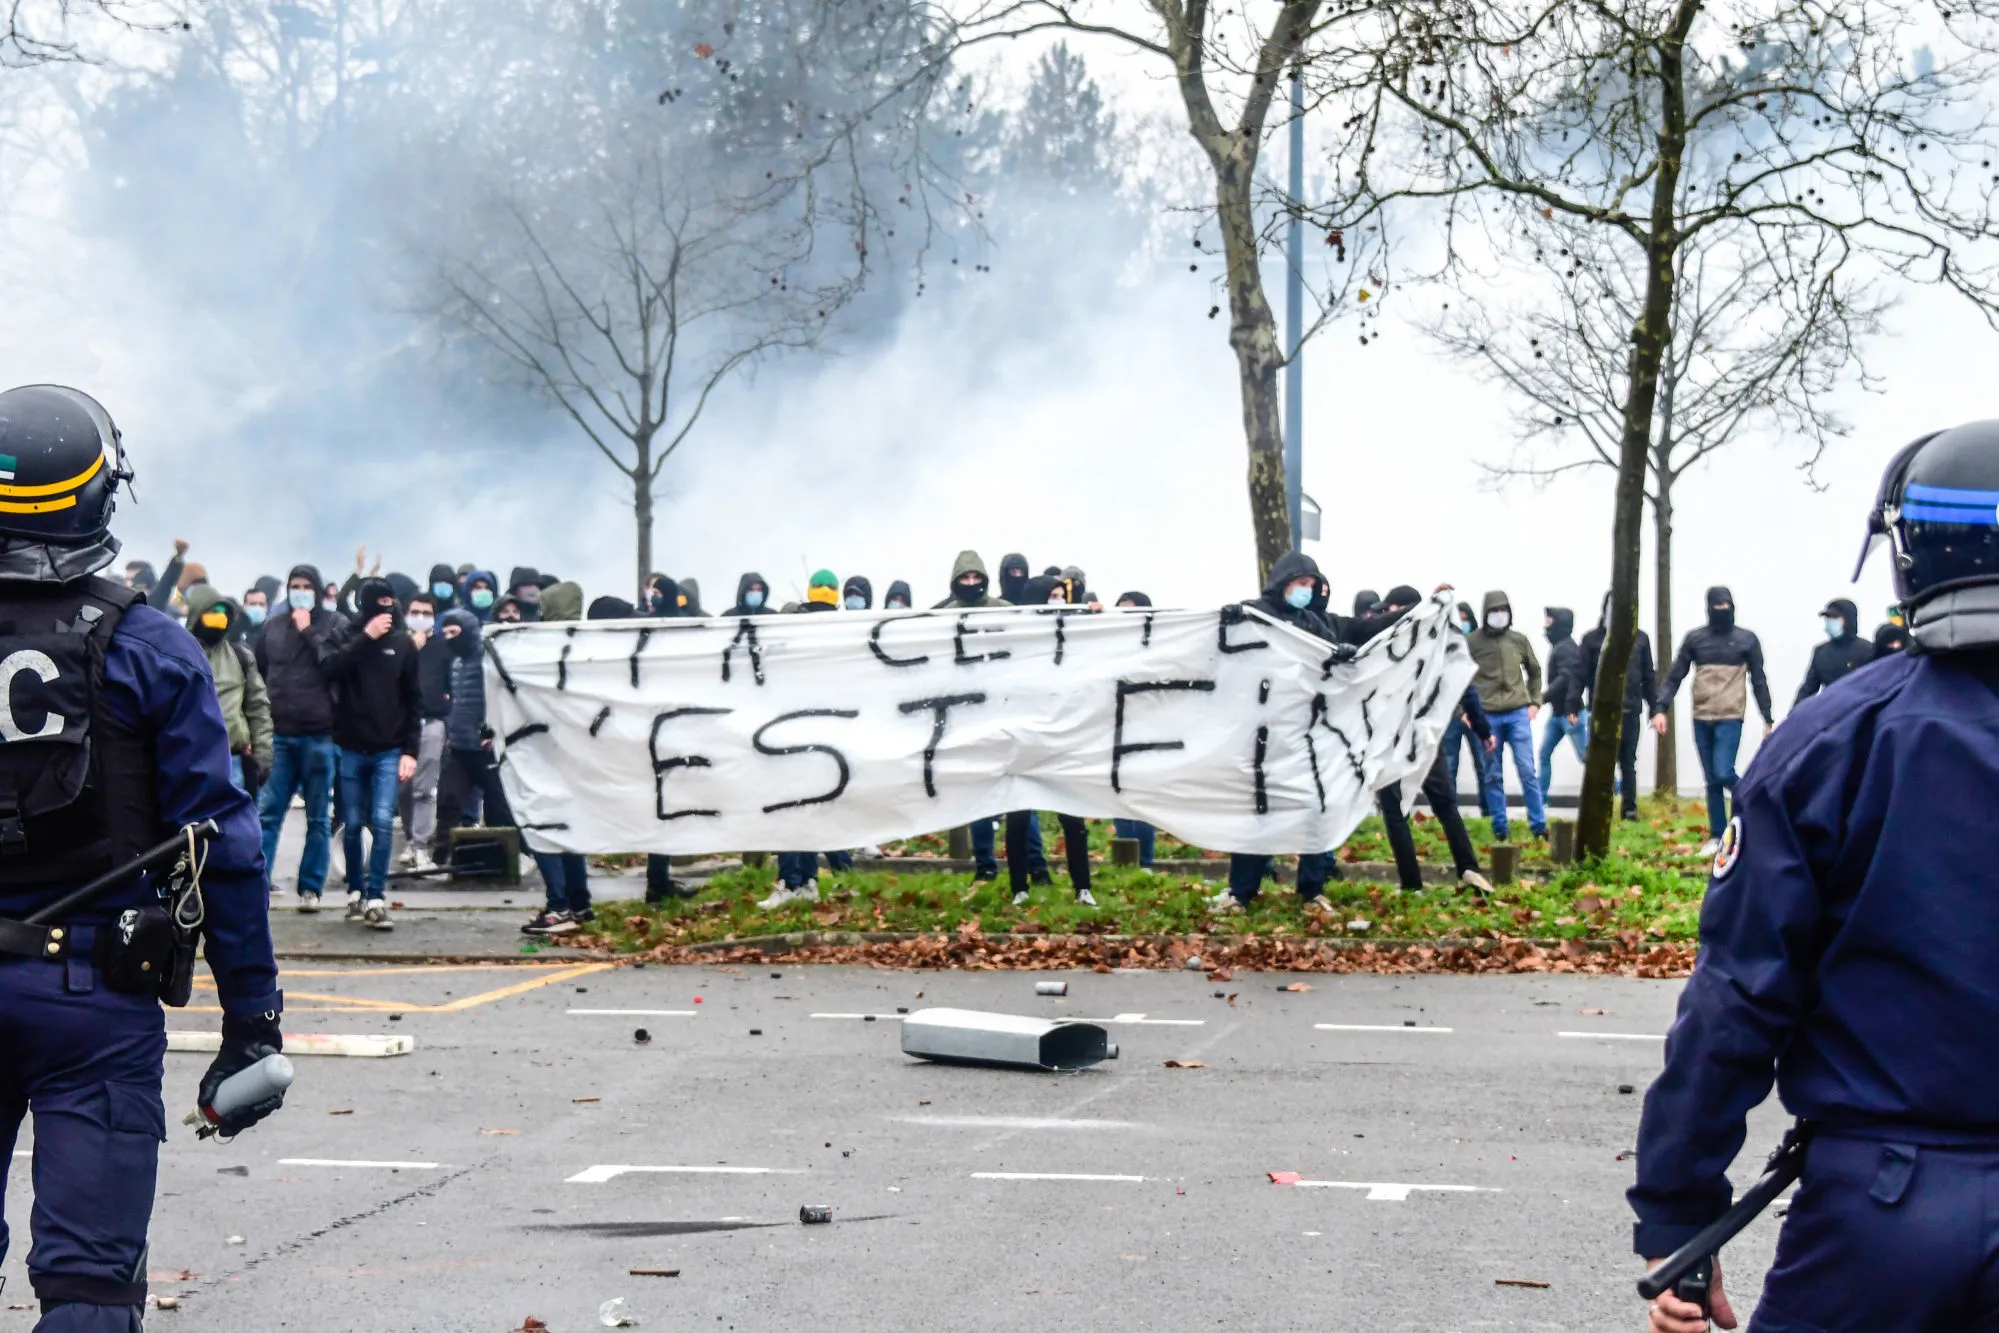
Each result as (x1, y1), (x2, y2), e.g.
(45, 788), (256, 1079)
(1698, 838), (1722, 857)
(1459, 869), (1494, 894)
(398, 846), (418, 869)
(757, 885), (800, 910)
(411, 850), (437, 873)
(1075, 888), (1098, 907)
(1301, 896), (1335, 918)
(1209, 889), (1247, 915)
(798, 878), (820, 902)
(344, 893), (365, 922)
(363, 900), (394, 931)
(1012, 890), (1030, 907)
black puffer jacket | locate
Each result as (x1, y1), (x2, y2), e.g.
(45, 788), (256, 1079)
(1795, 598), (1876, 705)
(443, 609), (488, 751)
(254, 562), (350, 736)
(1543, 607), (1586, 716)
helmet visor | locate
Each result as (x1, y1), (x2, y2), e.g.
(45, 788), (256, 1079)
(1902, 483), (1999, 600)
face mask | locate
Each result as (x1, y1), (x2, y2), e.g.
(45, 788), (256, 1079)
(322, 598), (339, 613)
(953, 580), (984, 606)
(471, 589), (495, 610)
(517, 587), (541, 606)
(1458, 620), (1475, 635)
(288, 589), (315, 612)
(744, 590), (765, 609)
(1824, 617), (1843, 640)
(1708, 605), (1734, 632)
(1284, 584), (1313, 610)
(244, 604), (267, 626)
(887, 599), (908, 610)
(433, 581), (456, 600)
(408, 613), (434, 634)
(1487, 611), (1511, 631)
(192, 617), (229, 646)
(844, 595), (866, 610)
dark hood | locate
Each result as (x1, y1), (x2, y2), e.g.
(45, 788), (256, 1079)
(1020, 575), (1065, 606)
(1706, 585), (1735, 633)
(647, 575), (682, 618)
(1873, 621), (1909, 654)
(1384, 585), (1422, 614)
(1353, 589), (1381, 617)
(386, 571), (418, 604)
(1545, 606), (1575, 643)
(998, 554), (1030, 605)
(354, 577), (402, 630)
(1116, 590), (1153, 608)
(1820, 598), (1859, 640)
(463, 568), (500, 622)
(288, 564), (325, 605)
(843, 575), (873, 609)
(254, 575), (282, 607)
(508, 566), (540, 594)
(125, 560), (157, 591)
(588, 595), (637, 620)
(1260, 552), (1323, 605)
(679, 578), (704, 616)
(540, 581), (584, 624)
(426, 564), (461, 611)
(442, 607), (482, 657)
(733, 571), (768, 613)
(884, 579), (913, 609)
(948, 550), (991, 605)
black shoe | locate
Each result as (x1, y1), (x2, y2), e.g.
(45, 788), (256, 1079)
(522, 910), (571, 936)
(571, 907), (596, 925)
(1029, 871), (1055, 887)
(972, 868), (998, 883)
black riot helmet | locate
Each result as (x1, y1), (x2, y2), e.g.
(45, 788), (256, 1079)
(0, 386), (132, 544)
(1854, 421), (1999, 608)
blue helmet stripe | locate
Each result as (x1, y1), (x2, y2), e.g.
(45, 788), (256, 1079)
(1903, 501), (1999, 525)
(1908, 482), (1999, 506)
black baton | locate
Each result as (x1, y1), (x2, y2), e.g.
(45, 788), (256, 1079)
(23, 819), (220, 926)
(1638, 1127), (1810, 1308)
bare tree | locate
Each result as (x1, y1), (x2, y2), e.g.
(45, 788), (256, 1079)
(440, 142), (852, 595)
(1312, 0), (1999, 854)
(3, 0), (183, 68)
(1434, 217), (1886, 796)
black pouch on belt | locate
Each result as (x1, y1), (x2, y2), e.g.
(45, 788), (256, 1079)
(95, 905), (182, 997)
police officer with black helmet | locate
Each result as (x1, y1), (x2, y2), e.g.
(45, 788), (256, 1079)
(0, 386), (284, 1332)
(1633, 419), (1999, 1331)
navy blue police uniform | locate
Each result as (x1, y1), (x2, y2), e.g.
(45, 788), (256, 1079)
(1632, 419), (1999, 1330)
(0, 385), (283, 1333)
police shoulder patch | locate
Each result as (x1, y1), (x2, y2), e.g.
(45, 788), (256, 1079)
(1712, 816), (1743, 879)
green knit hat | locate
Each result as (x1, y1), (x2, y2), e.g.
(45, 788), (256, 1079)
(809, 568), (838, 588)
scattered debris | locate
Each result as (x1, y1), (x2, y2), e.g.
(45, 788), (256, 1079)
(693, 996), (703, 1004)
(225, 1235), (244, 1246)
(1278, 982), (1314, 993)
(1207, 967), (1235, 982)
(511, 1318), (549, 1332)
(152, 1296), (180, 1310)
(629, 1269), (680, 1278)
(634, 1029), (652, 1045)
(901, 1008), (1116, 1071)
(863, 1015), (877, 1023)
(1034, 981), (1068, 996)
(1581, 1007), (1612, 1015)
(750, 1028), (763, 1036)
(1495, 1278), (1551, 1289)
(1618, 1084), (1635, 1094)
(480, 1129), (518, 1136)
(1162, 1060), (1205, 1069)
(918, 1099), (931, 1106)
(771, 972), (782, 978)
(1227, 994), (1238, 1006)
(1267, 1171), (1302, 1185)
(1403, 1020), (1416, 1027)
(216, 1165), (248, 1176)
(388, 1014), (402, 1022)
(1346, 920), (1371, 932)
(573, 1096), (601, 1104)
(799, 1205), (833, 1225)
(896, 1006), (909, 1014)
(597, 1298), (639, 1327)
(327, 1108), (353, 1116)
(1184, 956), (1202, 970)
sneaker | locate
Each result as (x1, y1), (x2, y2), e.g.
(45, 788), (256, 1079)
(972, 868), (998, 883)
(797, 878), (820, 903)
(1301, 896), (1336, 918)
(1459, 869), (1494, 894)
(398, 846), (419, 869)
(1075, 888), (1098, 908)
(1012, 890), (1030, 907)
(297, 892), (322, 914)
(410, 849), (437, 873)
(363, 900), (394, 931)
(521, 910), (571, 935)
(1208, 888), (1247, 915)
(757, 885), (801, 910)
(541, 914), (581, 937)
(1698, 838), (1722, 857)
(344, 893), (365, 922)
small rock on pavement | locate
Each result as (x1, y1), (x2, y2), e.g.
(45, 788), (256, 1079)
(633, 1029), (651, 1045)
(597, 1296), (638, 1327)
(224, 1235), (244, 1246)
(1618, 1084), (1635, 1094)
(1183, 956), (1202, 970)
(151, 1297), (180, 1310)
(216, 1165), (248, 1176)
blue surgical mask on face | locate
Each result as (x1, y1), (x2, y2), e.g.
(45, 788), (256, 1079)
(1284, 584), (1313, 610)
(1824, 616), (1844, 640)
(470, 588), (495, 610)
(433, 581), (455, 600)
(288, 588), (315, 612)
(322, 598), (339, 613)
(244, 604), (267, 626)
(844, 595), (866, 610)
(744, 590), (765, 609)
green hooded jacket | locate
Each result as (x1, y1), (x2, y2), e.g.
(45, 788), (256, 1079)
(930, 550), (1010, 609)
(539, 581), (585, 624)
(1467, 589), (1543, 713)
(185, 583), (274, 768)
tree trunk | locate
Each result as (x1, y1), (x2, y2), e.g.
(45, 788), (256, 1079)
(1212, 146), (1293, 584)
(1577, 1), (1697, 859)
(1652, 468), (1677, 800)
(632, 438), (654, 602)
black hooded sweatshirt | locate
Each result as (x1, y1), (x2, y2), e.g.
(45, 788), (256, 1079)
(724, 571), (773, 617)
(1248, 552), (1363, 645)
(1795, 598), (1876, 705)
(321, 577), (422, 756)
(1542, 607), (1586, 716)
(884, 580), (914, 611)
(998, 555), (1030, 607)
(255, 562), (351, 736)
(426, 563), (461, 614)
(1578, 595), (1659, 714)
(843, 575), (874, 610)
(1873, 621), (1909, 655)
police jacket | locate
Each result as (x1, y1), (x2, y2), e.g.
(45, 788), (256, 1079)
(0, 596), (281, 1016)
(1658, 625), (1773, 723)
(254, 608), (349, 737)
(1630, 649), (1999, 1258)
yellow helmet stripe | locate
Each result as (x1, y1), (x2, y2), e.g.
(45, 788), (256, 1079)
(0, 495), (79, 515)
(0, 453), (104, 499)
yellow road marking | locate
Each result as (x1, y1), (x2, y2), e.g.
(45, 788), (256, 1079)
(191, 962), (612, 1013)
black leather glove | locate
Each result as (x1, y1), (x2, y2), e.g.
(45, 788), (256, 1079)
(1325, 642), (1360, 665)
(198, 1011), (286, 1137)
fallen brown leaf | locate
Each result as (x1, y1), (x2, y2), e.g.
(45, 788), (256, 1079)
(1226, 993), (1238, 1006)
(513, 1319), (550, 1332)
(1207, 967), (1234, 982)
(1162, 1060), (1205, 1069)
(1279, 982), (1313, 993)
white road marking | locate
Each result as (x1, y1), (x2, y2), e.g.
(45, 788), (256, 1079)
(168, 1032), (413, 1057)
(1556, 1031), (1665, 1041)
(971, 1172), (1146, 1183)
(1101, 1013), (1205, 1026)
(1313, 1023), (1455, 1034)
(278, 1158), (441, 1170)
(1290, 1180), (1500, 1201)
(890, 1115), (1143, 1131)
(809, 1013), (906, 1020)
(567, 1164), (806, 1183)
(568, 1009), (697, 1016)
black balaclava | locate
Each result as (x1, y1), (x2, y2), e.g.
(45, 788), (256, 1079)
(1706, 585), (1735, 633)
(998, 554), (1030, 606)
(1384, 585), (1421, 615)
(356, 577), (402, 631)
(952, 572), (987, 606)
(1353, 589), (1381, 617)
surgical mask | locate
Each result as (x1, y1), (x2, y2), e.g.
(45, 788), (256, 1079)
(887, 599), (908, 610)
(407, 613), (434, 634)
(471, 588), (495, 610)
(1487, 610), (1511, 631)
(288, 589), (315, 612)
(845, 595), (866, 610)
(744, 590), (765, 609)
(322, 598), (339, 613)
(1457, 620), (1475, 635)
(1284, 584), (1313, 610)
(432, 581), (455, 600)
(244, 605), (267, 626)
(1824, 617), (1844, 640)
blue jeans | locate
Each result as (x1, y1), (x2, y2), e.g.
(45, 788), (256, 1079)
(1690, 718), (1744, 837)
(1536, 707), (1590, 793)
(532, 851), (593, 916)
(1112, 818), (1156, 867)
(1227, 852), (1336, 904)
(339, 747), (403, 898)
(1480, 708), (1547, 839)
(776, 852), (818, 888)
(258, 733), (337, 895)
(1443, 716), (1492, 813)
(971, 814), (1046, 878)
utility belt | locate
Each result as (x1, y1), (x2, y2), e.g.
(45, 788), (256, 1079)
(0, 821), (215, 1005)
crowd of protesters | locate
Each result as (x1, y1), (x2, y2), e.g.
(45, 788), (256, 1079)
(126, 539), (1910, 934)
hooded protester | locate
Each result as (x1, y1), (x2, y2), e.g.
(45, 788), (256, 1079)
(1353, 589), (1382, 618)
(643, 574), (681, 618)
(462, 569), (500, 622)
(385, 571), (419, 605)
(724, 572), (772, 617)
(933, 550), (1009, 608)
(842, 575), (873, 611)
(1795, 597), (1876, 705)
(1020, 574), (1067, 605)
(1467, 590), (1547, 842)
(427, 564), (461, 614)
(520, 597), (612, 936)
(254, 561), (351, 911)
(505, 567), (543, 623)
(123, 559), (157, 596)
(1059, 565), (1096, 609)
(541, 581), (585, 624)
(679, 577), (705, 617)
(883, 580), (914, 611)
(1578, 593), (1661, 822)
(185, 584), (275, 795)
(321, 576), (421, 928)
(1656, 585), (1774, 849)
(799, 569), (840, 612)
(235, 582), (272, 646)
(586, 595), (635, 620)
(997, 554), (1031, 606)
(399, 590), (450, 871)
(1115, 591), (1153, 608)
(1443, 599), (1495, 814)
(433, 606), (521, 863)
(1538, 606), (1589, 790)
(492, 594), (525, 625)
(1873, 620), (1910, 655)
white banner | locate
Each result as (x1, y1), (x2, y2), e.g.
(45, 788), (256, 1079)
(483, 594), (1475, 856)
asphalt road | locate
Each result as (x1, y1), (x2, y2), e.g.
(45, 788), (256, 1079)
(3, 964), (1794, 1332)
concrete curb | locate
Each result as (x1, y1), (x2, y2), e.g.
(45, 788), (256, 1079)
(672, 930), (1636, 957)
(274, 950), (594, 965)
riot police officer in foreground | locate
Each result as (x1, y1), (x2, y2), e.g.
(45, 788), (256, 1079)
(1634, 419), (1999, 1331)
(0, 386), (284, 1332)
